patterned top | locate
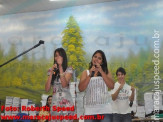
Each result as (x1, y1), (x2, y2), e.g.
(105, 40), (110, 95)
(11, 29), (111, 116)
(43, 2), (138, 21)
(84, 70), (112, 115)
(51, 67), (73, 94)
(48, 67), (73, 94)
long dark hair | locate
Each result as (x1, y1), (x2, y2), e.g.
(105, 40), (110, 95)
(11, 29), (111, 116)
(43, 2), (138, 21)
(53, 48), (67, 71)
(89, 50), (109, 75)
(51, 48), (67, 85)
(46, 95), (52, 107)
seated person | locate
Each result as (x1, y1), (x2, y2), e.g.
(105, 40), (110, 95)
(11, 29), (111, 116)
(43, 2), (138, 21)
(39, 95), (52, 122)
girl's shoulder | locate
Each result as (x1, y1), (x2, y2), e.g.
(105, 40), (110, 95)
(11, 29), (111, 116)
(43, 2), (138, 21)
(65, 66), (73, 73)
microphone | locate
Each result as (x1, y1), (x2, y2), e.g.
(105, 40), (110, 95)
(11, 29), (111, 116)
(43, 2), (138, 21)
(53, 67), (58, 75)
(53, 63), (59, 75)
(91, 65), (96, 77)
(129, 101), (133, 107)
(0, 40), (45, 68)
(91, 71), (95, 77)
(51, 64), (59, 85)
(34, 40), (44, 48)
(39, 40), (44, 44)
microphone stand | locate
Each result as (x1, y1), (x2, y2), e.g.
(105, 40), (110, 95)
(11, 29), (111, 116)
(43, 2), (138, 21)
(0, 40), (44, 68)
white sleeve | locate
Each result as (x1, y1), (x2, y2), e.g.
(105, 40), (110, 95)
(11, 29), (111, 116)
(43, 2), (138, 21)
(65, 67), (73, 74)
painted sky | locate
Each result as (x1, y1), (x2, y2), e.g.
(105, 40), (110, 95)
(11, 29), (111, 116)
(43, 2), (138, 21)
(0, 0), (162, 61)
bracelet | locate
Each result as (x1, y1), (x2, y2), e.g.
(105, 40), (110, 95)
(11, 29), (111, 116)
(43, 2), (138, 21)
(60, 73), (65, 77)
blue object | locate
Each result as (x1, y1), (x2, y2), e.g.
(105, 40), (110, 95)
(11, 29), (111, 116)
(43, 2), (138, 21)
(13, 113), (31, 122)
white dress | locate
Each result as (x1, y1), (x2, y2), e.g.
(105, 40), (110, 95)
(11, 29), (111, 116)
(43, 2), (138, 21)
(49, 67), (74, 122)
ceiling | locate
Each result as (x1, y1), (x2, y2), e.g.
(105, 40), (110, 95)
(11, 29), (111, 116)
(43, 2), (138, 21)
(0, 0), (119, 16)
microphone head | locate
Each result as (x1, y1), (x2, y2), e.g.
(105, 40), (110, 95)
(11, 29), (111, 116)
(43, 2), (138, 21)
(53, 68), (58, 75)
(39, 40), (44, 44)
(129, 101), (133, 107)
(91, 71), (95, 77)
(53, 63), (59, 75)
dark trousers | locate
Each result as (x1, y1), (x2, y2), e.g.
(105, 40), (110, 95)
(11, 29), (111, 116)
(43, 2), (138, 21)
(113, 113), (132, 122)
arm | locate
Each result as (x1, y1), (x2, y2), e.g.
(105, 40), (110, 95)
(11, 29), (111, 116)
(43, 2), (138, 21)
(45, 64), (57, 92)
(78, 70), (91, 92)
(45, 71), (52, 92)
(78, 66), (96, 92)
(111, 83), (124, 101)
(45, 63), (58, 92)
(59, 65), (72, 88)
(129, 87), (135, 101)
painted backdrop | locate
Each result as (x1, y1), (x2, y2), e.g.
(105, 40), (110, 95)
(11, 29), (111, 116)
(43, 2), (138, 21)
(0, 0), (162, 105)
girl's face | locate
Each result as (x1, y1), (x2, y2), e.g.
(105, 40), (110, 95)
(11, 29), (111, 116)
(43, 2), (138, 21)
(92, 52), (103, 66)
(48, 97), (52, 106)
(54, 51), (60, 63)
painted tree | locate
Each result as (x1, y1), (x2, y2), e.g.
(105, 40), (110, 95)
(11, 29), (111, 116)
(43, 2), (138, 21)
(61, 16), (86, 77)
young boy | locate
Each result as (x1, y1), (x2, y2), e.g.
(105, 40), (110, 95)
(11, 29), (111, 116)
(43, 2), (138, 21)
(111, 67), (135, 122)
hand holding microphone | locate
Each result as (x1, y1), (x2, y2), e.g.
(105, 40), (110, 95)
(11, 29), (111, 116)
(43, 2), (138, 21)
(51, 63), (59, 84)
(90, 65), (96, 77)
(129, 86), (135, 107)
(52, 63), (59, 75)
(95, 63), (103, 73)
(91, 62), (103, 77)
(129, 101), (133, 107)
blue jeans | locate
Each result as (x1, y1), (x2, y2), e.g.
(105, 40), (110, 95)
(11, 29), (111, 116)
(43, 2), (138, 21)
(84, 114), (113, 122)
(113, 113), (131, 122)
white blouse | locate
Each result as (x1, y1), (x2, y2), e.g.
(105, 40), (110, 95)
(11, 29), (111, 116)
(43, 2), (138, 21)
(84, 70), (112, 115)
